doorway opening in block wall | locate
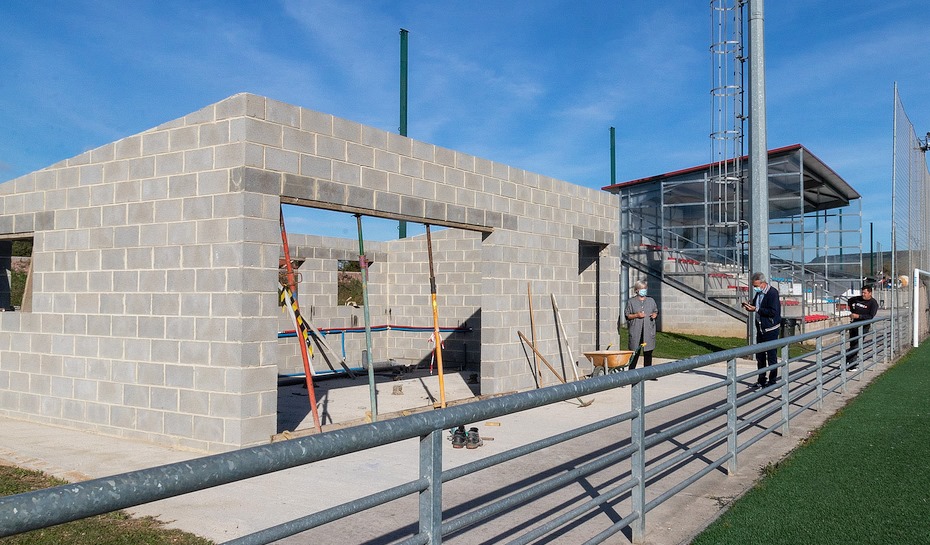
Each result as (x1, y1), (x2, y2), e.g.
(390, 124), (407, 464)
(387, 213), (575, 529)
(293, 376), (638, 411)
(0, 237), (33, 312)
(276, 204), (482, 434)
(579, 241), (608, 352)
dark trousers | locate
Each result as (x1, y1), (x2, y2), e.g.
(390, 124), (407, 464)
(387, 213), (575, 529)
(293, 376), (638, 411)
(629, 329), (653, 370)
(755, 327), (779, 384)
(628, 349), (653, 370)
(847, 324), (871, 364)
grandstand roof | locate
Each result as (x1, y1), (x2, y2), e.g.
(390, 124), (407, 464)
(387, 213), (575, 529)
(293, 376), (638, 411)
(602, 144), (860, 213)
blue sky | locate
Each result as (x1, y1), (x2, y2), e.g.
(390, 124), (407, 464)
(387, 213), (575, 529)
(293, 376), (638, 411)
(1, 1), (927, 247)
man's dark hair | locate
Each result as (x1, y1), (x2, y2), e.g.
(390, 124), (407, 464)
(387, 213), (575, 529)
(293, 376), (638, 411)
(862, 285), (874, 293)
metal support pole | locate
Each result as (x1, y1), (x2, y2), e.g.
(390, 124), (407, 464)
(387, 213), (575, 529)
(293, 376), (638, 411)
(426, 225), (447, 407)
(726, 358), (738, 475)
(280, 207), (322, 432)
(610, 126), (617, 185)
(815, 336), (824, 410)
(398, 28), (409, 239)
(841, 329), (849, 394)
(780, 344), (789, 435)
(630, 380), (646, 543)
(747, 0), (770, 278)
(419, 429), (443, 543)
(356, 215), (378, 421)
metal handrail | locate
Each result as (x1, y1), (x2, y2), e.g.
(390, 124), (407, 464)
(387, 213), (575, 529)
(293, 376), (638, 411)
(0, 316), (902, 544)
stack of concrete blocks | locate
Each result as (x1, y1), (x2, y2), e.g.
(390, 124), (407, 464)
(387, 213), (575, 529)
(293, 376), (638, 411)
(0, 93), (619, 451)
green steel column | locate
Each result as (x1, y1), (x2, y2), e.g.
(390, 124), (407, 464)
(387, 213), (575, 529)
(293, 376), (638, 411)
(610, 126), (616, 185)
(398, 28), (409, 239)
(356, 214), (378, 421)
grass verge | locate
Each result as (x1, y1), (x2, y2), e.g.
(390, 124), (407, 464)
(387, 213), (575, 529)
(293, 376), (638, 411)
(690, 341), (930, 544)
(0, 465), (213, 545)
(616, 329), (810, 361)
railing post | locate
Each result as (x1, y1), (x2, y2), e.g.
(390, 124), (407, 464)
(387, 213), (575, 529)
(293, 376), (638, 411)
(630, 380), (646, 544)
(815, 336), (824, 410)
(854, 325), (864, 374)
(780, 344), (790, 435)
(419, 429), (444, 543)
(841, 329), (849, 393)
(884, 321), (891, 364)
(864, 325), (873, 371)
(726, 358), (738, 474)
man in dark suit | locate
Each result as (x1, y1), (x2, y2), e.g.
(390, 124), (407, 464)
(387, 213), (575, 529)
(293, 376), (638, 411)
(742, 272), (782, 388)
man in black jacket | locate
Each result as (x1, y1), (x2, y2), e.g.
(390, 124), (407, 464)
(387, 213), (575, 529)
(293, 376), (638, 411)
(846, 285), (879, 370)
(742, 272), (782, 388)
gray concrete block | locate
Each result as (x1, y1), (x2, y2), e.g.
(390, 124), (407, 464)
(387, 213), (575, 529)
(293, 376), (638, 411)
(192, 416), (225, 443)
(151, 339), (180, 363)
(170, 126), (199, 152)
(184, 148), (214, 173)
(316, 135), (346, 161)
(103, 160), (129, 183)
(347, 186), (375, 211)
(215, 143), (245, 168)
(316, 179), (347, 205)
(155, 152), (184, 177)
(174, 286), (209, 316)
(347, 142), (374, 168)
(387, 132), (411, 155)
(194, 366), (226, 392)
(180, 389), (210, 415)
(400, 196), (425, 217)
(199, 121), (230, 147)
(299, 155), (331, 179)
(300, 109), (333, 135)
(166, 362), (196, 387)
(214, 94), (247, 120)
(375, 191), (400, 215)
(333, 117), (363, 144)
(266, 98), (300, 128)
(165, 412), (193, 437)
(332, 161), (360, 185)
(266, 147), (299, 174)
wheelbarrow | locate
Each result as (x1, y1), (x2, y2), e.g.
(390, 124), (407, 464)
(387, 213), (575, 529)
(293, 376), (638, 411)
(584, 350), (635, 377)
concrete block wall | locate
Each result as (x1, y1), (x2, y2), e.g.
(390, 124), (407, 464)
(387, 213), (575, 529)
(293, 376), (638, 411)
(379, 228), (482, 370)
(0, 92), (620, 448)
(216, 93), (619, 395)
(0, 101), (286, 452)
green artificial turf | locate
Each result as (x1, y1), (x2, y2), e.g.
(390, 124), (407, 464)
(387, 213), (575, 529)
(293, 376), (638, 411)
(691, 342), (930, 544)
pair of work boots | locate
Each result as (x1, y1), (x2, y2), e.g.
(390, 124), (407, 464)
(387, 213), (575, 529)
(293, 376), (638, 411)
(451, 425), (483, 449)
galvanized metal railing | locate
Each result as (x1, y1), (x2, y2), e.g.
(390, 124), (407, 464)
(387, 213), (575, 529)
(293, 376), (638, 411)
(0, 316), (898, 544)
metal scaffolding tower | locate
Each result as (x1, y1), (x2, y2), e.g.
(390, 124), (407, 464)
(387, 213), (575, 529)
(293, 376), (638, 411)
(709, 0), (745, 235)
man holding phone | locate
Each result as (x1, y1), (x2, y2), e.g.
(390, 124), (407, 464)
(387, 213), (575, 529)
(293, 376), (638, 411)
(742, 272), (781, 388)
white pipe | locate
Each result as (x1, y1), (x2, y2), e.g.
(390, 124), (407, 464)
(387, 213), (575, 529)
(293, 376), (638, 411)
(913, 268), (930, 347)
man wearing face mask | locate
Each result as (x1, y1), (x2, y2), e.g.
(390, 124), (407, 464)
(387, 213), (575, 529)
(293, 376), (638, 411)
(624, 280), (658, 374)
(741, 272), (782, 388)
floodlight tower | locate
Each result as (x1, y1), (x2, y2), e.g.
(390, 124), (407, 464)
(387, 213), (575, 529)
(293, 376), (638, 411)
(746, 0), (770, 281)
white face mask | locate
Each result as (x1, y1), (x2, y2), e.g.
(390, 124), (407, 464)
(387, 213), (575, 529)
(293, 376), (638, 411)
(638, 289), (647, 297)
(753, 286), (762, 294)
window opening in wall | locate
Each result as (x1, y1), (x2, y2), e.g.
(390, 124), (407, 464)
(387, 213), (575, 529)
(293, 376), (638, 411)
(0, 238), (33, 312)
(338, 259), (364, 308)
